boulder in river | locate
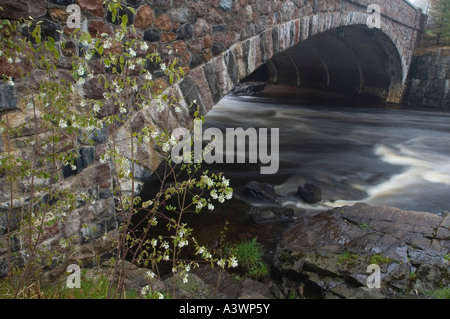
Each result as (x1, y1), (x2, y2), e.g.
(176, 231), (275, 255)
(297, 183), (322, 204)
(242, 181), (277, 202)
(274, 203), (450, 299)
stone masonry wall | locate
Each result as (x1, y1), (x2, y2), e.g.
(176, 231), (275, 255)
(404, 47), (450, 110)
(0, 0), (423, 271)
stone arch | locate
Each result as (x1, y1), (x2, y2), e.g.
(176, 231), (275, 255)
(175, 11), (414, 115)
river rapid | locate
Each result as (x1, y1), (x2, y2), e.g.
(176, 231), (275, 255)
(201, 90), (450, 216)
(141, 88), (450, 250)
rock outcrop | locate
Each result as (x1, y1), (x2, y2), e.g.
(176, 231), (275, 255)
(274, 203), (449, 299)
(403, 46), (450, 110)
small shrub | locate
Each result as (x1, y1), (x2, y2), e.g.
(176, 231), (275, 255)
(226, 238), (268, 280)
(370, 254), (393, 265)
(425, 287), (450, 299)
(337, 251), (358, 265)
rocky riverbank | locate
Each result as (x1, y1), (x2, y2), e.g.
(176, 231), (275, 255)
(37, 181), (449, 299)
(119, 182), (449, 299)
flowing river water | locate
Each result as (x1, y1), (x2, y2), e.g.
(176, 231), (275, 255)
(141, 87), (450, 253)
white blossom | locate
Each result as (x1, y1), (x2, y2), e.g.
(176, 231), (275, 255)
(140, 285), (150, 296)
(178, 239), (188, 248)
(162, 142), (171, 152)
(144, 72), (152, 81)
(59, 239), (68, 248)
(207, 203), (214, 211)
(222, 177), (230, 187)
(58, 119), (67, 129)
(196, 201), (204, 211)
(201, 175), (214, 187)
(140, 42), (149, 51)
(77, 65), (86, 76)
(145, 270), (156, 280)
(84, 51), (93, 60)
(225, 190), (233, 200)
(230, 256), (238, 268)
(103, 38), (112, 49)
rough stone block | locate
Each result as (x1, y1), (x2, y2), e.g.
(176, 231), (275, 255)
(134, 5), (154, 29)
(178, 76), (206, 116)
(0, 83), (17, 112)
(0, 0), (47, 19)
(203, 62), (222, 104)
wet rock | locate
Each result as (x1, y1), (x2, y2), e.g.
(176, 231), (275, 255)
(297, 183), (322, 204)
(219, 0), (234, 11)
(0, 0), (47, 20)
(246, 206), (294, 223)
(143, 28), (161, 42)
(176, 23), (194, 40)
(242, 181), (277, 202)
(232, 82), (267, 96)
(0, 83), (17, 112)
(274, 203), (450, 298)
(165, 272), (227, 299)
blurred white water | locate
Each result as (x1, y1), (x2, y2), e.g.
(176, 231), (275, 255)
(203, 95), (450, 214)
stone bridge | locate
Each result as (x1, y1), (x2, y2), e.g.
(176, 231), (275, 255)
(0, 0), (426, 269)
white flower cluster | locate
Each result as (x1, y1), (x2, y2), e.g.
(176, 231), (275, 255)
(140, 286), (163, 299)
(195, 245), (212, 260)
(217, 256), (238, 269)
(161, 135), (178, 153)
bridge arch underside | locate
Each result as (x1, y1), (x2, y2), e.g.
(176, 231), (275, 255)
(250, 25), (404, 103)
